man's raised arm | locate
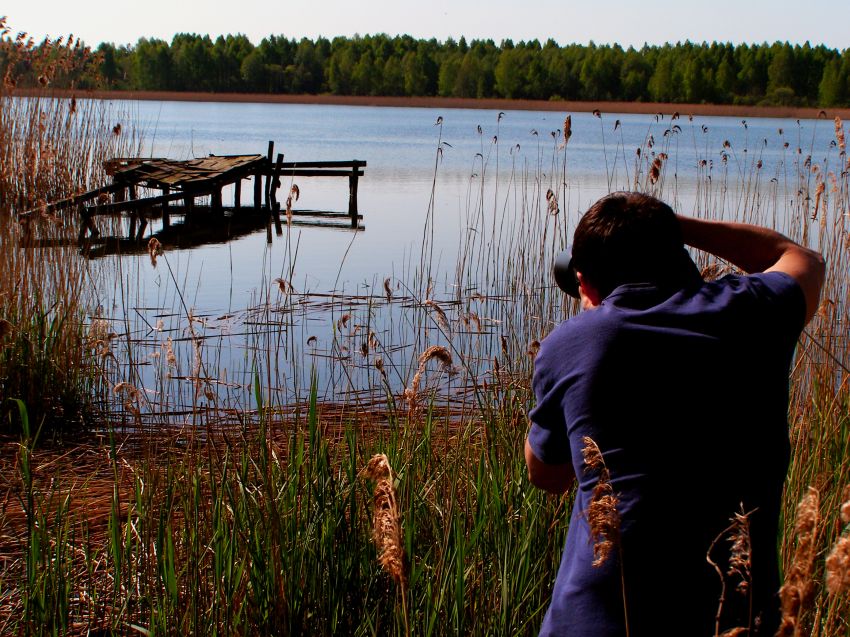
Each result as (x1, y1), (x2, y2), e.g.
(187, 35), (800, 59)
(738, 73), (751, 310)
(677, 216), (826, 324)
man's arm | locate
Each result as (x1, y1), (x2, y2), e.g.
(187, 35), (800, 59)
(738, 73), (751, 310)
(525, 437), (575, 495)
(677, 216), (826, 324)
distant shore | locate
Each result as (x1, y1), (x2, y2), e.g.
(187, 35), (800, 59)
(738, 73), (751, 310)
(15, 88), (850, 120)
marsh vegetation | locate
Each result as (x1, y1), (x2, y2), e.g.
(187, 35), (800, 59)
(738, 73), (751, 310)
(0, 32), (849, 637)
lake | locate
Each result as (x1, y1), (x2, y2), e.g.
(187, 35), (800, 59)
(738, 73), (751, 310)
(79, 100), (841, 420)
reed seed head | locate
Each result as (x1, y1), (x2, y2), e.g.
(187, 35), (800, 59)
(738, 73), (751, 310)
(559, 115), (572, 149)
(649, 156), (663, 184)
(362, 454), (407, 588)
(777, 487), (820, 637)
(424, 299), (450, 333)
(404, 346), (453, 413)
(726, 508), (753, 595)
(826, 536), (850, 597)
(147, 237), (162, 268)
(581, 436), (621, 568)
(840, 485), (850, 525)
(274, 277), (293, 294)
(835, 116), (846, 153)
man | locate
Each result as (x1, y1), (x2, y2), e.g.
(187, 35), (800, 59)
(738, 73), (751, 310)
(525, 192), (824, 636)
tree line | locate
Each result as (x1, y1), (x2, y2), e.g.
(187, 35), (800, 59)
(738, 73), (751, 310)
(3, 31), (850, 107)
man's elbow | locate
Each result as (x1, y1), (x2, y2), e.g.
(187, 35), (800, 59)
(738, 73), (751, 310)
(525, 439), (574, 495)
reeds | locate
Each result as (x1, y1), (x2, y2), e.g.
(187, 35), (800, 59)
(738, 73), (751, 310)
(0, 22), (136, 433)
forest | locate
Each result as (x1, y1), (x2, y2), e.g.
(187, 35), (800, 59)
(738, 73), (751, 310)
(2, 30), (850, 107)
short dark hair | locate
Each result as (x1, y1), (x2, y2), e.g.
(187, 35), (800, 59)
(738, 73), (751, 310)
(571, 192), (689, 298)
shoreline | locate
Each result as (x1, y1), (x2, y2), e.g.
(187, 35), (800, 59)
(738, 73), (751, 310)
(14, 88), (850, 121)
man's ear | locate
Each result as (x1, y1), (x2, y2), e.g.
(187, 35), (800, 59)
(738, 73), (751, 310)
(576, 272), (601, 309)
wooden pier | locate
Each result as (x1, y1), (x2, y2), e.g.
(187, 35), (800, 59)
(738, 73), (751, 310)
(22, 141), (366, 249)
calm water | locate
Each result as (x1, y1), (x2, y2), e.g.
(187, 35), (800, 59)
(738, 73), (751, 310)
(79, 101), (839, 415)
(97, 101), (837, 306)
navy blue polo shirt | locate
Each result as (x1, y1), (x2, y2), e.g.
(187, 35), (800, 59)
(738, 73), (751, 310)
(529, 272), (806, 636)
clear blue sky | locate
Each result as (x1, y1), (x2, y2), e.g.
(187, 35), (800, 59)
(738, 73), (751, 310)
(4, 0), (850, 50)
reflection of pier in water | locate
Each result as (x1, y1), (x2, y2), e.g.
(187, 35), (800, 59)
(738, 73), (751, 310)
(78, 206), (361, 259)
(20, 140), (367, 252)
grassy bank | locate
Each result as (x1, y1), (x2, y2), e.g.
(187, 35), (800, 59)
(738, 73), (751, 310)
(13, 88), (850, 121)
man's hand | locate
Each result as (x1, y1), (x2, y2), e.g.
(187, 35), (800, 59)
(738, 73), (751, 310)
(677, 216), (826, 324)
(525, 438), (575, 495)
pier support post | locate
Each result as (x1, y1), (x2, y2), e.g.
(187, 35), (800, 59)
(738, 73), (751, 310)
(128, 184), (138, 239)
(271, 153), (284, 234)
(162, 186), (171, 227)
(254, 171), (262, 209)
(234, 179), (241, 210)
(211, 188), (223, 217)
(348, 170), (359, 228)
(264, 141), (274, 210)
(183, 193), (195, 222)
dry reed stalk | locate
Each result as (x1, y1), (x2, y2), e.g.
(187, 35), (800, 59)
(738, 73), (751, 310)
(383, 277), (393, 302)
(580, 436), (621, 568)
(424, 299), (451, 333)
(707, 506), (755, 637)
(403, 345), (453, 414)
(835, 117), (846, 154)
(812, 181), (825, 221)
(362, 453), (409, 634)
(776, 487), (820, 637)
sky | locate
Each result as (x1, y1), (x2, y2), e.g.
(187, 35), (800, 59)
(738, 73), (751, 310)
(3, 0), (850, 50)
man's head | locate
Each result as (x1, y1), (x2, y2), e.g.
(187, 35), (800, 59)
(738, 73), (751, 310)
(556, 192), (699, 302)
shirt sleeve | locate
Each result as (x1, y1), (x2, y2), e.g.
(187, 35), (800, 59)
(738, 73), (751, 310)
(744, 271), (807, 338)
(527, 334), (572, 465)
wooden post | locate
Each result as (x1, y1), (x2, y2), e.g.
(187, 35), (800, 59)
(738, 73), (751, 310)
(348, 169), (360, 228)
(128, 184), (138, 238)
(184, 193), (195, 222)
(271, 153), (284, 234)
(77, 205), (92, 242)
(254, 171), (262, 209)
(234, 179), (242, 210)
(162, 186), (171, 227)
(266, 221), (273, 244)
(211, 188), (223, 216)
(273, 202), (283, 236)
(136, 217), (148, 241)
(264, 141), (274, 210)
